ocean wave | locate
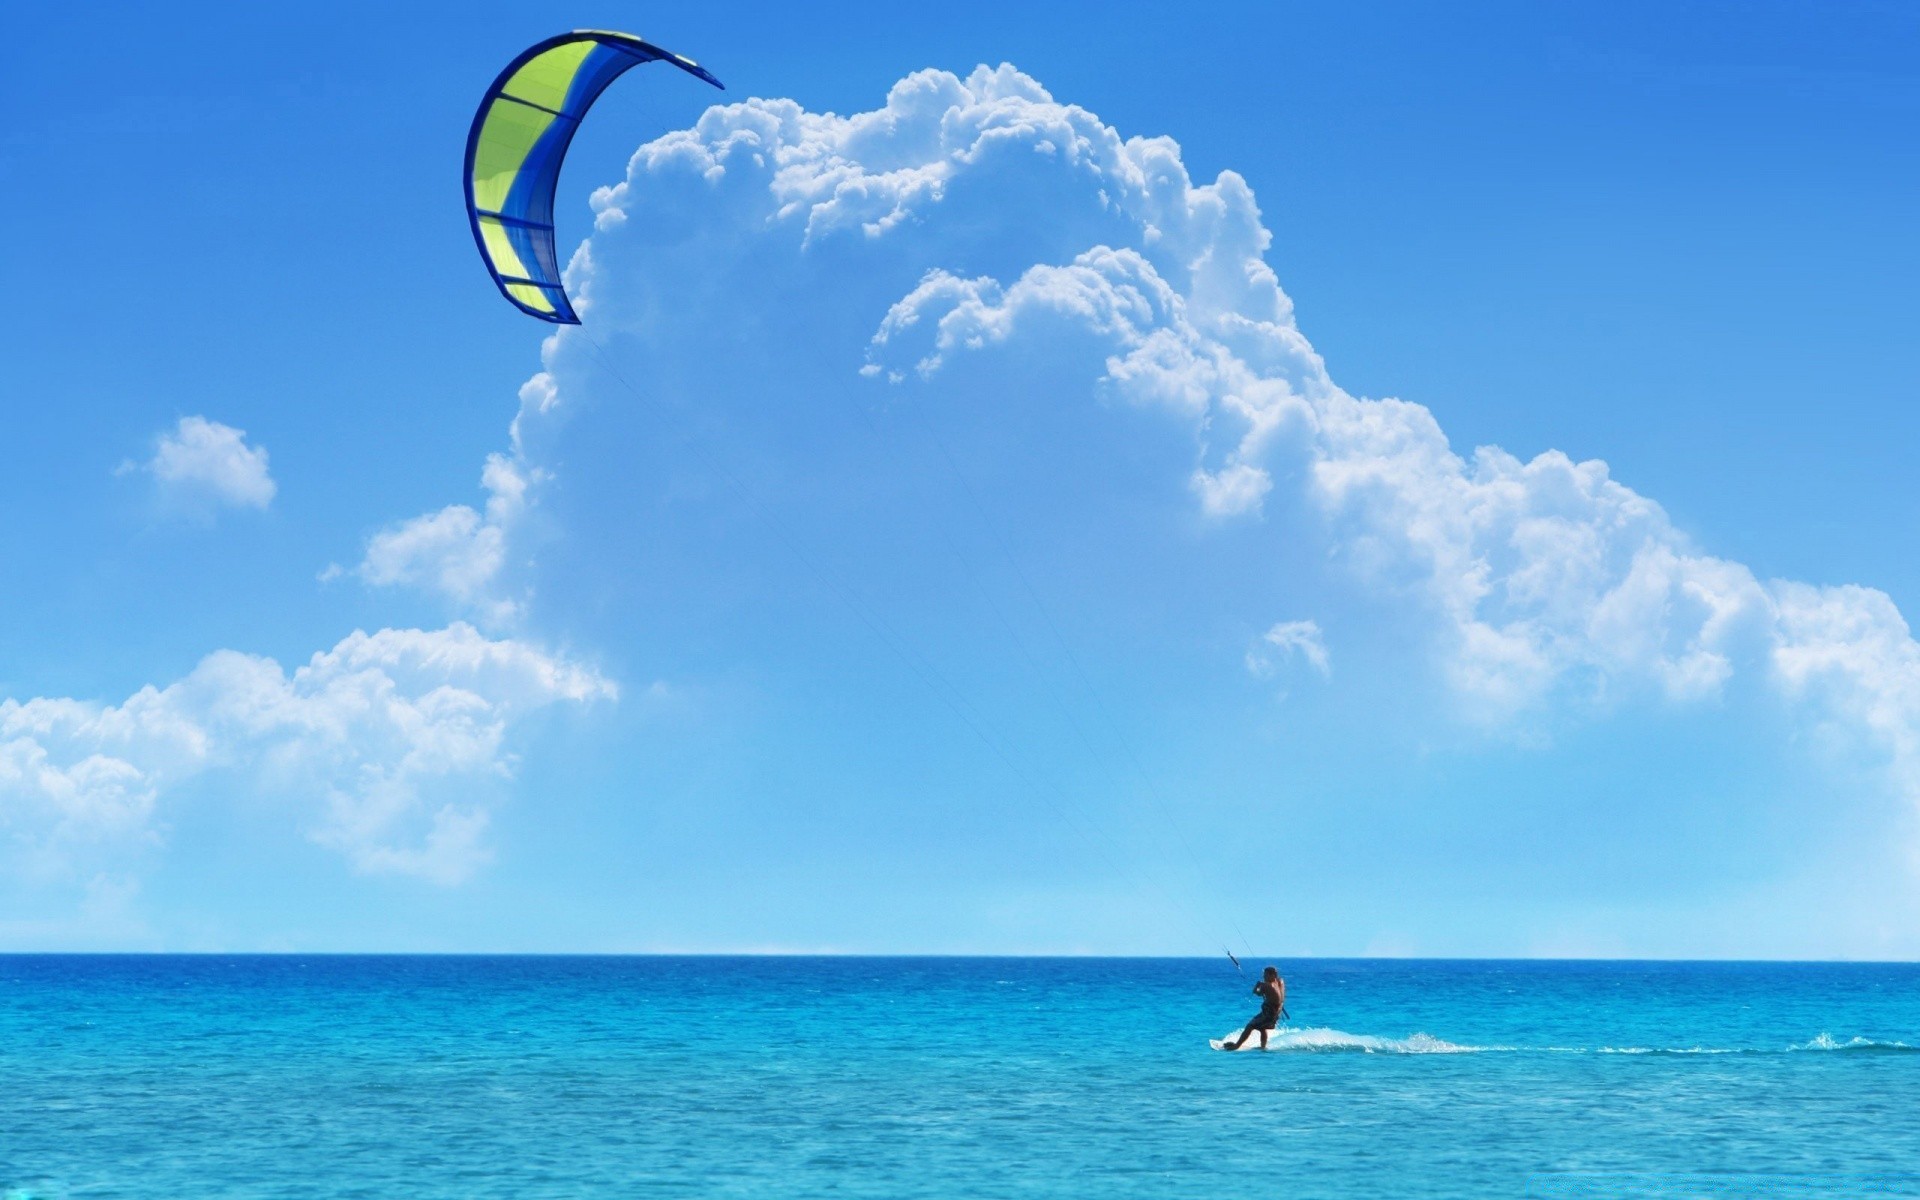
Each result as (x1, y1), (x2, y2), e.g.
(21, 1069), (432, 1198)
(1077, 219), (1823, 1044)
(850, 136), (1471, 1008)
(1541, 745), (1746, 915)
(1593, 1034), (1917, 1055)
(1792, 1033), (1917, 1053)
(1593, 1046), (1739, 1055)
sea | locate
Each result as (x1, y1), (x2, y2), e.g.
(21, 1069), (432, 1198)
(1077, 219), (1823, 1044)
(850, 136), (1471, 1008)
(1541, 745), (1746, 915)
(2, 956), (1916, 1199)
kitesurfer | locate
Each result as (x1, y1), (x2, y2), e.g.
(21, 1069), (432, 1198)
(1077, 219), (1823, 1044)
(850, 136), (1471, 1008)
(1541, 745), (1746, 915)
(1223, 966), (1286, 1051)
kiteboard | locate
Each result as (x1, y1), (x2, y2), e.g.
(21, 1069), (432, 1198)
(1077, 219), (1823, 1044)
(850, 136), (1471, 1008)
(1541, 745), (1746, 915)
(1210, 1033), (1274, 1052)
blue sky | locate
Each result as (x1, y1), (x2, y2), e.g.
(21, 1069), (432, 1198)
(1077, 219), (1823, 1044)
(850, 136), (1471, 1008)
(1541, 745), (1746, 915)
(3, 2), (1917, 955)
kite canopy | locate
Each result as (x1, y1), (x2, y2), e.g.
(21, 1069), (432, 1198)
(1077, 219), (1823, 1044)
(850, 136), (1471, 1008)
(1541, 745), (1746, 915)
(464, 31), (723, 324)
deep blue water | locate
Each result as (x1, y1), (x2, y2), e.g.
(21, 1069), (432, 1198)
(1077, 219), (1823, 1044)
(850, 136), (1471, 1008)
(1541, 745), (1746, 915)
(2, 957), (1917, 1198)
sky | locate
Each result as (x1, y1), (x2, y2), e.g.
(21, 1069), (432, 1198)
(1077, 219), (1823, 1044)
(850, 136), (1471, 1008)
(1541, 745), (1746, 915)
(3, 1), (1918, 956)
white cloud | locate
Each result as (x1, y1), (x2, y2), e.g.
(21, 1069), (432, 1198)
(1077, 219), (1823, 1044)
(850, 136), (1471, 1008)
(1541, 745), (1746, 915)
(353, 453), (535, 626)
(1192, 462), (1273, 518)
(552, 63), (1920, 838)
(348, 357), (568, 624)
(1248, 620), (1330, 680)
(128, 416), (276, 510)
(0, 624), (613, 885)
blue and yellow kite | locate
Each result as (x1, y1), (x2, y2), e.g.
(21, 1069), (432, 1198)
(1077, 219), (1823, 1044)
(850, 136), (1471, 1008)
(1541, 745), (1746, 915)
(464, 31), (723, 324)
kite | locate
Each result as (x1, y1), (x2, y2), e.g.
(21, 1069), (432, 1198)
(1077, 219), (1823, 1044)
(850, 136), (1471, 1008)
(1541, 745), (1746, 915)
(464, 31), (723, 323)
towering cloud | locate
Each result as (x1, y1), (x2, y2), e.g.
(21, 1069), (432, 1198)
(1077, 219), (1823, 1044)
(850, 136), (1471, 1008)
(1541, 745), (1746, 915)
(531, 66), (1920, 844)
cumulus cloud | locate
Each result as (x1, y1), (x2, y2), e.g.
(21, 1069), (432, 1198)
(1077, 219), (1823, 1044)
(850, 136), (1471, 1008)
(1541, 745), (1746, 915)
(547, 63), (1920, 836)
(353, 454), (533, 625)
(1248, 620), (1331, 680)
(349, 372), (560, 624)
(0, 624), (613, 884)
(125, 416), (276, 511)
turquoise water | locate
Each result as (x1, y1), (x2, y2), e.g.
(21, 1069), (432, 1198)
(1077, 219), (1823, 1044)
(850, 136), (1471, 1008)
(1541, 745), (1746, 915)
(3, 957), (1917, 1198)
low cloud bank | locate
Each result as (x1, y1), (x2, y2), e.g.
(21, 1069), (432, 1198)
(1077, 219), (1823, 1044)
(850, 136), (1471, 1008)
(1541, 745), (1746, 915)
(1, 624), (613, 884)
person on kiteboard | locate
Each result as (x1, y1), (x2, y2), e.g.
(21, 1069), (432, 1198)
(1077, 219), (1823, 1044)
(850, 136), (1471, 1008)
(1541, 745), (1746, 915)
(1223, 966), (1286, 1051)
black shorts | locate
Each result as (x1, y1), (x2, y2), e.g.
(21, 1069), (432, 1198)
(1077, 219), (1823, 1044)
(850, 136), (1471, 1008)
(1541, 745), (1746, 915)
(1248, 1011), (1280, 1031)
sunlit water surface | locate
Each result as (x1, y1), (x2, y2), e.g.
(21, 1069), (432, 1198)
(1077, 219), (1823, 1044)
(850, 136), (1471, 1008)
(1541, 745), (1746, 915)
(4, 957), (1917, 1198)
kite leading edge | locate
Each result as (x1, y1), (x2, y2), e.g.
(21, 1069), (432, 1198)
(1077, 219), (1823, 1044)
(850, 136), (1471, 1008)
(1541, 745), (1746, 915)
(464, 31), (723, 324)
